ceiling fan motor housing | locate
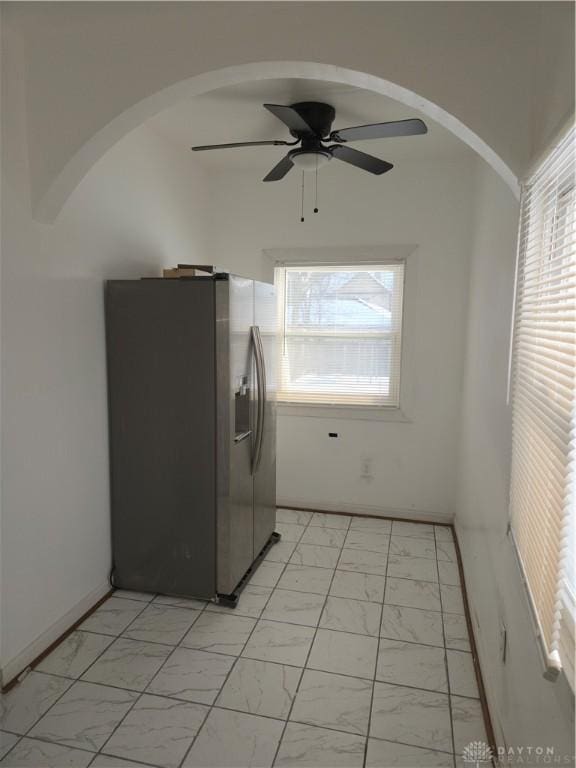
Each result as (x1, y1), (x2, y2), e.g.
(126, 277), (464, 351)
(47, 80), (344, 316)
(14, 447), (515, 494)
(192, 102), (427, 182)
(288, 102), (336, 138)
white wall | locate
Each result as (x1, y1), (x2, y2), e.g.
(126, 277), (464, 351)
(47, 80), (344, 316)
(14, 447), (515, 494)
(207, 156), (475, 520)
(532, 2), (576, 170)
(1, 3), (573, 747)
(3, 1), (573, 219)
(0, 24), (210, 679)
(455, 162), (575, 756)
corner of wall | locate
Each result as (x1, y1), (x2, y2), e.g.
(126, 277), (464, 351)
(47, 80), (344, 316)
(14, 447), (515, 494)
(453, 161), (574, 756)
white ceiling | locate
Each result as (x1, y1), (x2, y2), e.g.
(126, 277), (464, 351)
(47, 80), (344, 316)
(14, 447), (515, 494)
(147, 78), (473, 175)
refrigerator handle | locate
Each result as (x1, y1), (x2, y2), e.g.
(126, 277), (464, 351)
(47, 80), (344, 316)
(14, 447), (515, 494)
(250, 326), (265, 474)
(255, 325), (267, 458)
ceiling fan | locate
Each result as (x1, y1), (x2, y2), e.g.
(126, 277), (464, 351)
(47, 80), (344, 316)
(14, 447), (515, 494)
(191, 101), (427, 181)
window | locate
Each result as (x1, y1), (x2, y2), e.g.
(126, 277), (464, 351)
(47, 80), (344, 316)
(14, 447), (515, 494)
(276, 263), (405, 407)
(509, 126), (575, 688)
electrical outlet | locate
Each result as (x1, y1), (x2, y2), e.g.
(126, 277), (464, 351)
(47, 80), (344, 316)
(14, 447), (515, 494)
(360, 455), (373, 481)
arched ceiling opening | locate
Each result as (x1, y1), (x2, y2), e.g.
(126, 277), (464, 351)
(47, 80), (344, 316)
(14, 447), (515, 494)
(149, 77), (476, 175)
(36, 62), (519, 223)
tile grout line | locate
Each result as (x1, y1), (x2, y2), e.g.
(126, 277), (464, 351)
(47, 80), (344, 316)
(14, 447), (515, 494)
(87, 547), (465, 768)
(7, 718), (469, 768)
(275, 584), (383, 607)
(70, 592), (206, 763)
(3, 591), (468, 760)
(0, 518), (273, 758)
(0, 594), (156, 762)
(5, 595), (205, 765)
(435, 525), (458, 766)
(97, 586), (256, 766)
(0, 729), (161, 768)
(12, 657), (482, 706)
(19, 597), (163, 765)
(256, 546), (449, 573)
(1, 515), (467, 767)
(174, 515), (317, 768)
(164, 584), (283, 768)
(14, 700), (460, 763)
(84, 588), (462, 645)
(270, 513), (355, 768)
(0, 733), (22, 765)
(110, 606), (208, 649)
(362, 517), (391, 768)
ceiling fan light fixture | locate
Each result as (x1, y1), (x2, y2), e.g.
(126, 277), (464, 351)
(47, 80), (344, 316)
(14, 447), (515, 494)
(290, 149), (331, 171)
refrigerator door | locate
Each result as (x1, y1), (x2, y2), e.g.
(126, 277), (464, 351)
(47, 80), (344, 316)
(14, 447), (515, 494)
(106, 279), (217, 598)
(252, 279), (277, 556)
(216, 275), (255, 595)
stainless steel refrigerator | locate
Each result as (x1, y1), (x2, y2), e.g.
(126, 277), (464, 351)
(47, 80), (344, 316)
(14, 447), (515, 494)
(105, 273), (278, 605)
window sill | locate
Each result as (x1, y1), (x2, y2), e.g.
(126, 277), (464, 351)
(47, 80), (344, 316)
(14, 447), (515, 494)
(277, 402), (412, 422)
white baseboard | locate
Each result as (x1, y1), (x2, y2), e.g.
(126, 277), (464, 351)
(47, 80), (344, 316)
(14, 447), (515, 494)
(1, 580), (111, 687)
(277, 498), (453, 525)
(453, 525), (506, 750)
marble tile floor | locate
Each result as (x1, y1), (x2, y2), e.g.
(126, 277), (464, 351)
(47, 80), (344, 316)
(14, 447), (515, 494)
(0, 511), (487, 768)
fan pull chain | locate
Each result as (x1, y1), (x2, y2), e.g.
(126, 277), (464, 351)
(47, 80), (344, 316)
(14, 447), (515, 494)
(314, 155), (319, 213)
(300, 171), (305, 222)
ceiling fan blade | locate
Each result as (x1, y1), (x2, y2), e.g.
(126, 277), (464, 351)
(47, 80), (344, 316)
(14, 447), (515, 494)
(263, 153), (294, 182)
(331, 118), (427, 143)
(192, 140), (291, 151)
(264, 104), (317, 135)
(330, 145), (393, 175)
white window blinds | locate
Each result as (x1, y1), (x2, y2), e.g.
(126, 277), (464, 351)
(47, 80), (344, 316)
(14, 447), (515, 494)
(276, 264), (404, 407)
(509, 126), (575, 687)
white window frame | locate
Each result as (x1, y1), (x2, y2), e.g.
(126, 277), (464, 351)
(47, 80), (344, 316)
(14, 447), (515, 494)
(272, 250), (413, 415)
